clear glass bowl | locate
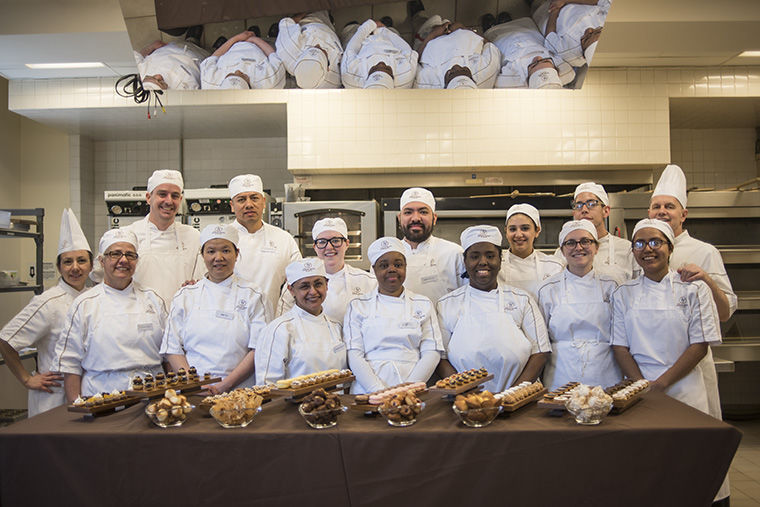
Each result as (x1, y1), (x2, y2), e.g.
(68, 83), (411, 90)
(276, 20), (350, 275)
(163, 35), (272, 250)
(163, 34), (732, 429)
(378, 402), (425, 427)
(145, 402), (193, 428)
(298, 404), (347, 429)
(209, 405), (262, 428)
(451, 404), (502, 428)
(564, 399), (612, 425)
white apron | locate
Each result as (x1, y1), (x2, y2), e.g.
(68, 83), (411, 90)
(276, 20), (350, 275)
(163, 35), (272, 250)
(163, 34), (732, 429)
(447, 285), (533, 392)
(625, 278), (709, 413)
(404, 249), (442, 299)
(28, 384), (65, 417)
(544, 272), (621, 390)
(288, 309), (346, 377)
(502, 251), (543, 300)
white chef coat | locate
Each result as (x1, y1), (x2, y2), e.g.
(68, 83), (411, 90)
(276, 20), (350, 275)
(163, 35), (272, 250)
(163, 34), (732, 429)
(538, 268), (621, 390)
(498, 250), (564, 301)
(610, 271), (721, 414)
(255, 305), (346, 385)
(344, 288), (443, 393)
(200, 41), (286, 89)
(276, 263), (376, 322)
(133, 41), (209, 90)
(484, 17), (575, 88)
(160, 275), (269, 387)
(341, 19), (418, 89)
(415, 28), (501, 89)
(0, 278), (84, 416)
(437, 283), (550, 392)
(56, 281), (167, 396)
(402, 235), (466, 303)
(276, 11), (343, 89)
(532, 0), (611, 67)
(232, 221), (302, 317)
(554, 233), (640, 280)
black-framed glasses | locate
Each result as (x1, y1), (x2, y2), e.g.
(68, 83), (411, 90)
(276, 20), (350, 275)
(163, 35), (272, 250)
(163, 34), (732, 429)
(571, 199), (601, 211)
(633, 238), (666, 251)
(314, 237), (345, 249)
(104, 250), (138, 261)
(562, 238), (596, 249)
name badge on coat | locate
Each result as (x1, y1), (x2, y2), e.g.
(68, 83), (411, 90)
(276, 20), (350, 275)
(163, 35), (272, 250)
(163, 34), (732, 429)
(216, 310), (234, 320)
(398, 321), (418, 329)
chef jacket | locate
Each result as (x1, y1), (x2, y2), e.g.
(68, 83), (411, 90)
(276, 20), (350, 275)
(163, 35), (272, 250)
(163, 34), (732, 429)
(276, 11), (343, 89)
(232, 221), (302, 320)
(0, 278), (84, 416)
(554, 233), (640, 280)
(161, 275), (269, 385)
(485, 17), (575, 88)
(133, 41), (209, 90)
(341, 19), (418, 89)
(276, 263), (377, 322)
(415, 28), (501, 89)
(201, 41), (286, 89)
(498, 250), (564, 301)
(255, 305), (346, 385)
(402, 235), (466, 303)
(56, 281), (166, 395)
(532, 0), (611, 67)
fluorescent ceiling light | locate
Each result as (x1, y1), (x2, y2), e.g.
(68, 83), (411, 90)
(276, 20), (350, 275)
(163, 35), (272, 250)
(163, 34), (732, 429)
(737, 51), (760, 58)
(25, 62), (105, 69)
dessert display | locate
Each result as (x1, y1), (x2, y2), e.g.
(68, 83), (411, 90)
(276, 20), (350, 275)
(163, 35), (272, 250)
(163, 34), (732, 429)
(493, 380), (547, 412)
(537, 382), (582, 410)
(201, 385), (273, 409)
(432, 368), (493, 395)
(452, 391), (502, 427)
(127, 368), (221, 398)
(145, 388), (193, 428)
(605, 379), (650, 412)
(564, 384), (614, 425)
(377, 391), (424, 427)
(208, 389), (265, 428)
(298, 388), (347, 429)
(351, 382), (427, 412)
(68, 389), (139, 415)
(273, 369), (355, 400)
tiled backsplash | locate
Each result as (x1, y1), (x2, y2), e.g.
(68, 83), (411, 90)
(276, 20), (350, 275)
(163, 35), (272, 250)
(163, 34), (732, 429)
(671, 128), (758, 189)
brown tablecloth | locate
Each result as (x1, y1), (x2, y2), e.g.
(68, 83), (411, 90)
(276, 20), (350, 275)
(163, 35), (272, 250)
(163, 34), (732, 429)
(0, 392), (741, 507)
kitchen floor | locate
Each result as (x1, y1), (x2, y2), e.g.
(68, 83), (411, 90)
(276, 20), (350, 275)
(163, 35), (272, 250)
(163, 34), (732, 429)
(731, 419), (760, 505)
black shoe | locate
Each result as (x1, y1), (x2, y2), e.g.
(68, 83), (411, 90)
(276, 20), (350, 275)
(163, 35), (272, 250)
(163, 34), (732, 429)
(497, 11), (512, 24)
(247, 25), (261, 37)
(268, 22), (279, 39)
(380, 16), (394, 28)
(212, 36), (227, 51)
(480, 13), (496, 32)
(185, 25), (203, 45)
(407, 0), (425, 19)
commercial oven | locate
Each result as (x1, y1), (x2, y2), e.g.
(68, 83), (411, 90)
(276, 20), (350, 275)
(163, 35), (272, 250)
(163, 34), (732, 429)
(183, 187), (236, 231)
(104, 189), (184, 229)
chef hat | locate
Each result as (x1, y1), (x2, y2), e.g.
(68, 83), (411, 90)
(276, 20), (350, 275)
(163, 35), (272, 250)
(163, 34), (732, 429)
(506, 203), (541, 229)
(220, 75), (249, 89)
(312, 217), (348, 240)
(98, 228), (138, 255)
(365, 71), (394, 89)
(286, 257), (327, 285)
(558, 220), (599, 245)
(652, 164), (688, 208)
(228, 174), (264, 199)
(574, 182), (609, 206)
(447, 75), (477, 89)
(460, 225), (502, 252)
(528, 67), (562, 89)
(58, 208), (91, 255)
(147, 169), (184, 193)
(200, 224), (239, 248)
(368, 236), (406, 266)
(584, 41), (598, 64)
(400, 187), (436, 212)
(294, 47), (328, 89)
(632, 218), (675, 246)
(416, 15), (448, 42)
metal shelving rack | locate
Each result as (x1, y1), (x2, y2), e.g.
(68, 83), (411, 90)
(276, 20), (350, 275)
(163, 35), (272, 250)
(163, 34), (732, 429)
(0, 208), (44, 295)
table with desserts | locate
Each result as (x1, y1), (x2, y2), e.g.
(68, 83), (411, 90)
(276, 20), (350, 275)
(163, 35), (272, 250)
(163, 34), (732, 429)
(0, 386), (741, 507)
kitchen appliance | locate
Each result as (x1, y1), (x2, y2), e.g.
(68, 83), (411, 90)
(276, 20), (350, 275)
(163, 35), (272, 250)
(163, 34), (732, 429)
(283, 201), (379, 270)
(184, 187), (235, 231)
(104, 189), (182, 229)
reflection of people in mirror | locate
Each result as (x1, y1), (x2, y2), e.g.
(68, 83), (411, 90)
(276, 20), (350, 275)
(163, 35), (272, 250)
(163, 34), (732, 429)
(201, 31), (285, 89)
(276, 11), (343, 89)
(134, 28), (209, 90)
(532, 0), (610, 67)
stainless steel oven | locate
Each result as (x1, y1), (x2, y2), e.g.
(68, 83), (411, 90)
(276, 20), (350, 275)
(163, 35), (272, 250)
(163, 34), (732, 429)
(283, 201), (379, 270)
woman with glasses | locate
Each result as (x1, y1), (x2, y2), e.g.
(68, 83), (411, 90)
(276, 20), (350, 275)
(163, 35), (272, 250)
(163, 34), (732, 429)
(537, 220), (622, 391)
(277, 217), (376, 322)
(161, 225), (269, 394)
(57, 229), (167, 400)
(611, 219), (720, 414)
(499, 203), (564, 300)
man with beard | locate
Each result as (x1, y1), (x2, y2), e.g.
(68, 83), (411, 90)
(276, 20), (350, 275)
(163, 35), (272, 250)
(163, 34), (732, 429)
(397, 187), (466, 303)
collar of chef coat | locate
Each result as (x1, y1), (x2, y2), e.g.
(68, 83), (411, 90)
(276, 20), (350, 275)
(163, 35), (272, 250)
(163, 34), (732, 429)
(293, 302), (327, 322)
(58, 276), (86, 298)
(204, 273), (236, 289)
(102, 280), (135, 297)
(402, 235), (433, 253)
(231, 220), (264, 237)
(564, 267), (596, 283)
(673, 229), (691, 245)
(143, 216), (176, 235)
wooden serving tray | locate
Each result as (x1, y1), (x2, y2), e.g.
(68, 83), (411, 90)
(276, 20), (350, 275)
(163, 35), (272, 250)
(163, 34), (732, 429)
(67, 396), (141, 417)
(610, 386), (650, 414)
(271, 375), (355, 401)
(500, 387), (547, 413)
(125, 377), (221, 399)
(430, 374), (494, 396)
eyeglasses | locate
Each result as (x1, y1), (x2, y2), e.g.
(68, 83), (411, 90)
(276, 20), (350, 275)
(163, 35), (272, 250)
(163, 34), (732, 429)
(571, 199), (601, 211)
(632, 238), (666, 251)
(561, 238), (596, 249)
(314, 237), (346, 249)
(104, 250), (138, 261)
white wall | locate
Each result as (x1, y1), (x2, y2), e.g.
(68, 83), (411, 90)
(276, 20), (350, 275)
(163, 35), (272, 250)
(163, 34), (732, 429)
(671, 128), (758, 188)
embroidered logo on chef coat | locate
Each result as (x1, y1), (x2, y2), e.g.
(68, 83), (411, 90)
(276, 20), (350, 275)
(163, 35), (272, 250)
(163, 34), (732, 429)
(351, 287), (363, 296)
(146, 305), (155, 314)
(677, 296), (688, 307)
(261, 240), (278, 253)
(235, 299), (248, 311)
(503, 301), (517, 311)
(412, 309), (425, 320)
